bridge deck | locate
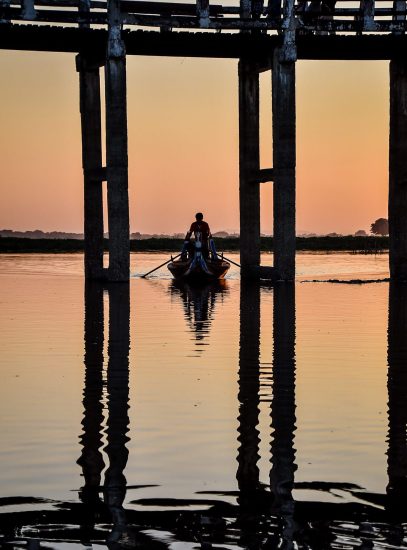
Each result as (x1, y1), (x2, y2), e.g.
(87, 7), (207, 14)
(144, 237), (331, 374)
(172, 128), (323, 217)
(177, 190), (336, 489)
(1, 24), (407, 60)
(1, 0), (407, 61)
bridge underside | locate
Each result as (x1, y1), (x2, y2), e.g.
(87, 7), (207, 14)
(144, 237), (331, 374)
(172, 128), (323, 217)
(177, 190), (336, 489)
(2, 25), (407, 60)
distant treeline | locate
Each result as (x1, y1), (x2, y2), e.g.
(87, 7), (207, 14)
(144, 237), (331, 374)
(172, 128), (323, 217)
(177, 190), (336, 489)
(0, 236), (390, 253)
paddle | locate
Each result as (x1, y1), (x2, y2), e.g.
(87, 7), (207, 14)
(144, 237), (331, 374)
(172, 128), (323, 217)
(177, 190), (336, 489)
(141, 253), (182, 278)
(220, 253), (241, 269)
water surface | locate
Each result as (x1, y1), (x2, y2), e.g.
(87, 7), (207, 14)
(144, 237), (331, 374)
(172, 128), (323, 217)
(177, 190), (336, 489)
(0, 252), (406, 549)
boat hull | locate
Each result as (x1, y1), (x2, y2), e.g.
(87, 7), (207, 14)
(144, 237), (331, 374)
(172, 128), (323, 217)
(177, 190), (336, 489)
(168, 258), (230, 281)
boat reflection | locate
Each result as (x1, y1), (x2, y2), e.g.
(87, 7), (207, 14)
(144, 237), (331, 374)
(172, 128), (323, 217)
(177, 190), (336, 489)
(170, 280), (229, 354)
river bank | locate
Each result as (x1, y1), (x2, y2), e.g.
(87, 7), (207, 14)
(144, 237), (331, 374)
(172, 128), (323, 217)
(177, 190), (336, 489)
(0, 235), (389, 253)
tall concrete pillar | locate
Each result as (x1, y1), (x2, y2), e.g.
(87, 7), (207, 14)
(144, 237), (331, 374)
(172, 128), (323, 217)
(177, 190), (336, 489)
(239, 57), (261, 279)
(77, 55), (104, 280)
(105, 0), (130, 282)
(389, 58), (407, 282)
(272, 50), (296, 281)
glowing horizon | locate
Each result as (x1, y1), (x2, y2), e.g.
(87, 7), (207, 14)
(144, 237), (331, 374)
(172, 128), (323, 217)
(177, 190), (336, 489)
(0, 52), (389, 236)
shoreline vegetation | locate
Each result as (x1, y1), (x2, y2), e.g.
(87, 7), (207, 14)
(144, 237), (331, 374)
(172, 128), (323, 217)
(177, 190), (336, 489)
(0, 236), (389, 254)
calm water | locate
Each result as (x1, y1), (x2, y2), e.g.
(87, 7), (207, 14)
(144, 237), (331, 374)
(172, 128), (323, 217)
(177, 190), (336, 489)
(0, 252), (406, 549)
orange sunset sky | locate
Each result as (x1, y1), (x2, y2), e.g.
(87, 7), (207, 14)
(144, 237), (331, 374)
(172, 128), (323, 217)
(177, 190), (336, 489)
(0, 51), (388, 235)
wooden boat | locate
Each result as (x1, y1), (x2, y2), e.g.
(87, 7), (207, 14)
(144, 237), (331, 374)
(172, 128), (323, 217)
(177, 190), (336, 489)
(168, 241), (230, 281)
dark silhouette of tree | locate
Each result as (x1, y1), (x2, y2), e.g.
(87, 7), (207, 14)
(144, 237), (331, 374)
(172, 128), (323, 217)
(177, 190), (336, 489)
(355, 229), (367, 237)
(371, 218), (389, 236)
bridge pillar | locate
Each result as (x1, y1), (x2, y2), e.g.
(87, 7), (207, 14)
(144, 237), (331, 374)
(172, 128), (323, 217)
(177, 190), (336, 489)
(389, 58), (407, 281)
(238, 57), (261, 279)
(272, 50), (296, 281)
(77, 54), (105, 280)
(105, 0), (130, 282)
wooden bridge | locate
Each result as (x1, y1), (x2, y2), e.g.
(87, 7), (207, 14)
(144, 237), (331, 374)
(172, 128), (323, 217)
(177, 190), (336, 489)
(1, 0), (407, 281)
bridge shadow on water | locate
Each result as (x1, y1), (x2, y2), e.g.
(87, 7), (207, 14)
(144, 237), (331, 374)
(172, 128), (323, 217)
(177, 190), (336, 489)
(1, 281), (407, 548)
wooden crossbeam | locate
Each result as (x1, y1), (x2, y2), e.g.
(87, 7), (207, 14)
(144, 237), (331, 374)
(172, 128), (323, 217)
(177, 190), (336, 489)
(4, 0), (407, 32)
(121, 1), (224, 16)
(84, 166), (107, 181)
(122, 13), (279, 28)
(6, 6), (106, 21)
(9, 0), (106, 6)
(301, 7), (405, 15)
(4, 22), (407, 55)
(6, 9), (407, 31)
(258, 168), (274, 182)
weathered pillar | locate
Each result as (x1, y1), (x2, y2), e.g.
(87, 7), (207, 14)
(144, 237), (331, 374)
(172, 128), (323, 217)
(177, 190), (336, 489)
(389, 58), (407, 282)
(270, 282), (297, 543)
(239, 57), (261, 278)
(387, 282), (407, 514)
(77, 55), (105, 280)
(272, 49), (296, 281)
(105, 0), (130, 282)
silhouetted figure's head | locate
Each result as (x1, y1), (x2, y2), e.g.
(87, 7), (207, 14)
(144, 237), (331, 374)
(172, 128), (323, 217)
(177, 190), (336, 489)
(195, 212), (204, 221)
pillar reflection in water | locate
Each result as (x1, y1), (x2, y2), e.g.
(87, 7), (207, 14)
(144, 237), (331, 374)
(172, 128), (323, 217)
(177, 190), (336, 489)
(104, 283), (131, 544)
(236, 281), (297, 546)
(236, 280), (261, 499)
(270, 283), (297, 548)
(77, 281), (106, 541)
(78, 281), (131, 545)
(387, 282), (407, 514)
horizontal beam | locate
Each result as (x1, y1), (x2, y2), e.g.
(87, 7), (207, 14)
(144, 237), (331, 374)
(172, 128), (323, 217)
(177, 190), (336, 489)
(84, 166), (107, 180)
(6, 6), (107, 23)
(120, 0), (226, 16)
(5, 6), (407, 32)
(10, 0), (106, 7)
(121, 13), (279, 28)
(259, 168), (274, 182)
(2, 25), (407, 60)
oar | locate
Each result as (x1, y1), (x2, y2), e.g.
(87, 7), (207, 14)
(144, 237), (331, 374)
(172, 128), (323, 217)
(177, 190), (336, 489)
(141, 253), (182, 278)
(220, 253), (241, 268)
